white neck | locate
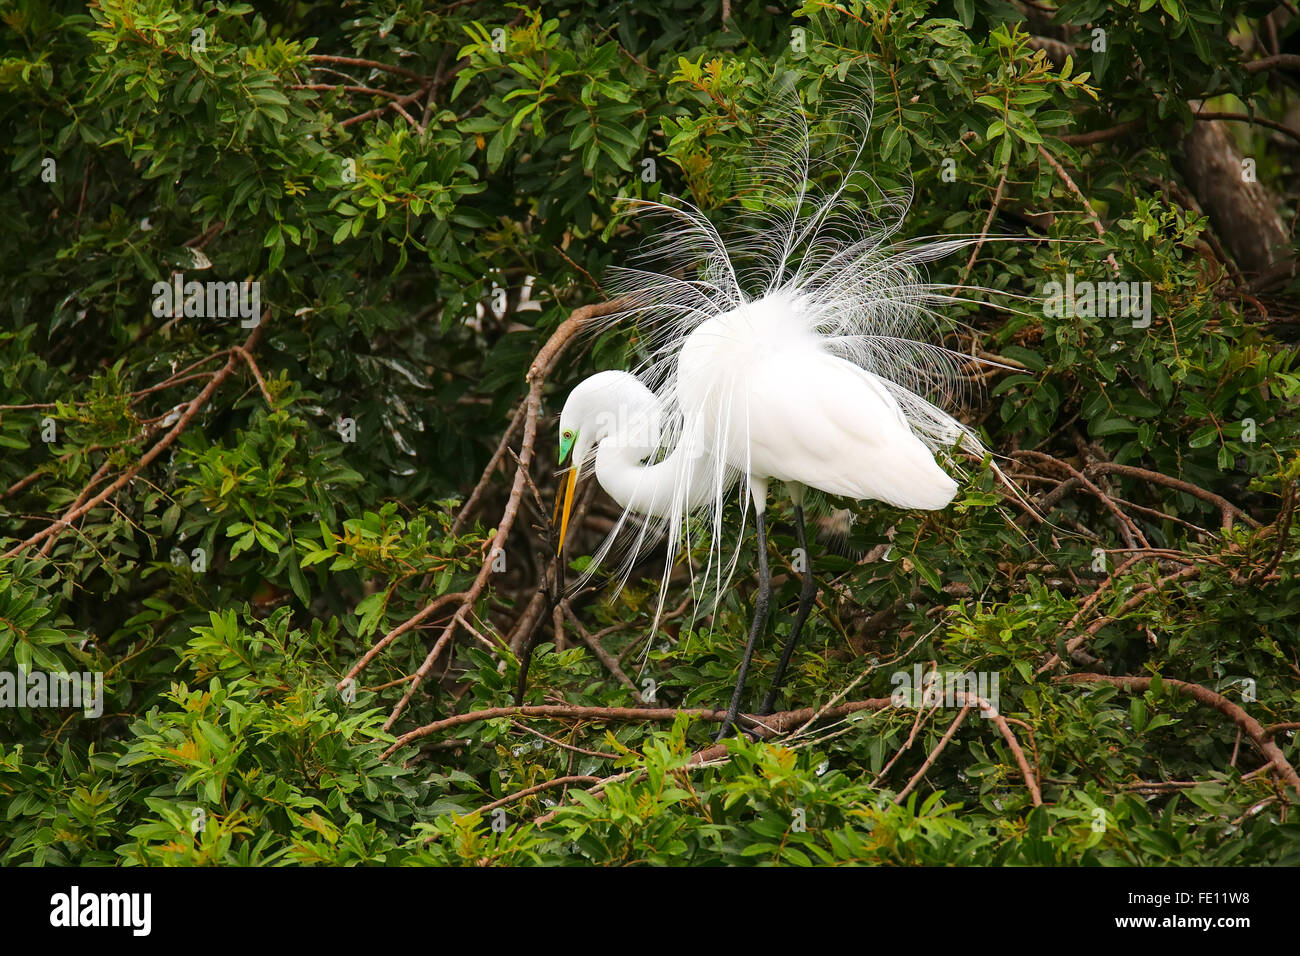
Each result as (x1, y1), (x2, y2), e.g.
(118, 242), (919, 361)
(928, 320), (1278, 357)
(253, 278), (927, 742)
(577, 373), (721, 519)
(595, 438), (714, 519)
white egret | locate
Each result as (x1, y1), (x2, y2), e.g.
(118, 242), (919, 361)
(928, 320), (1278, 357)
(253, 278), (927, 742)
(553, 85), (999, 737)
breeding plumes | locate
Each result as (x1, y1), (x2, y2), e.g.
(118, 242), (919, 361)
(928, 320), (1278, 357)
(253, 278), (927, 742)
(553, 77), (1011, 737)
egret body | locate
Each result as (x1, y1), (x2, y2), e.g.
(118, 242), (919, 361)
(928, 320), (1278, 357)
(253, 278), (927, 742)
(557, 291), (964, 736)
(551, 88), (989, 737)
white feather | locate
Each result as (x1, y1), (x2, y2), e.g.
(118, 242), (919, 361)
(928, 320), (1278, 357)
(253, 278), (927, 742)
(557, 77), (1022, 640)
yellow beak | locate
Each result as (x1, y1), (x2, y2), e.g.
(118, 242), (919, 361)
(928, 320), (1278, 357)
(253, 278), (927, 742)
(554, 465), (578, 555)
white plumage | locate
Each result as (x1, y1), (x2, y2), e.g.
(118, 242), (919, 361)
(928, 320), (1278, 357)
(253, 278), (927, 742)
(674, 293), (959, 512)
(552, 78), (1000, 734)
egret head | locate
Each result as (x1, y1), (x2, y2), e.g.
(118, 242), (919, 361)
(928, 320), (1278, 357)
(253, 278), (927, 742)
(557, 372), (625, 466)
(554, 372), (625, 555)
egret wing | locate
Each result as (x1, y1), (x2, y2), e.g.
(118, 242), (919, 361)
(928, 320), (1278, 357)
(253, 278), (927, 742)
(738, 351), (959, 510)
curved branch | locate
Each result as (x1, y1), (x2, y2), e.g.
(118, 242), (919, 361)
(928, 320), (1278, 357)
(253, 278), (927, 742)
(476, 775), (602, 817)
(1243, 54), (1300, 74)
(1057, 674), (1300, 793)
(1038, 563), (1201, 675)
(3, 319), (267, 559)
(380, 299), (628, 730)
(383, 693), (1044, 807)
(1083, 461), (1259, 530)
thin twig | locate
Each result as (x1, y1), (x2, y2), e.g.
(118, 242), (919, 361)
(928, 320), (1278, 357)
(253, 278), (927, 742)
(4, 318), (267, 560)
(896, 706), (971, 803)
(1058, 674), (1300, 792)
(307, 54), (428, 83)
(959, 169), (1008, 285)
(1037, 144), (1121, 275)
(475, 775), (602, 817)
(563, 602), (642, 697)
(381, 299), (628, 730)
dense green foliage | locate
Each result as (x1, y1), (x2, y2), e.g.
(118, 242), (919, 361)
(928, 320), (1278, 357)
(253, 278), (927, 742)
(2, 0), (1298, 865)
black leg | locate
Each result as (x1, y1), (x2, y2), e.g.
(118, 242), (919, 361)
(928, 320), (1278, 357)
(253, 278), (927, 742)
(760, 504), (816, 716)
(716, 509), (770, 740)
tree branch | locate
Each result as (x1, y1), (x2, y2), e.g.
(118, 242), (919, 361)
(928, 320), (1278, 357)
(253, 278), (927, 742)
(1058, 674), (1300, 793)
(379, 299), (628, 731)
(3, 319), (267, 559)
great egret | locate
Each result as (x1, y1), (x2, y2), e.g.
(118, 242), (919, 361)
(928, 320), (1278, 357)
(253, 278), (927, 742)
(552, 84), (995, 738)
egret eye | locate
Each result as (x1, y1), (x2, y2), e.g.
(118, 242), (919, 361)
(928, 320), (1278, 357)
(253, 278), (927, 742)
(562, 429), (573, 440)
